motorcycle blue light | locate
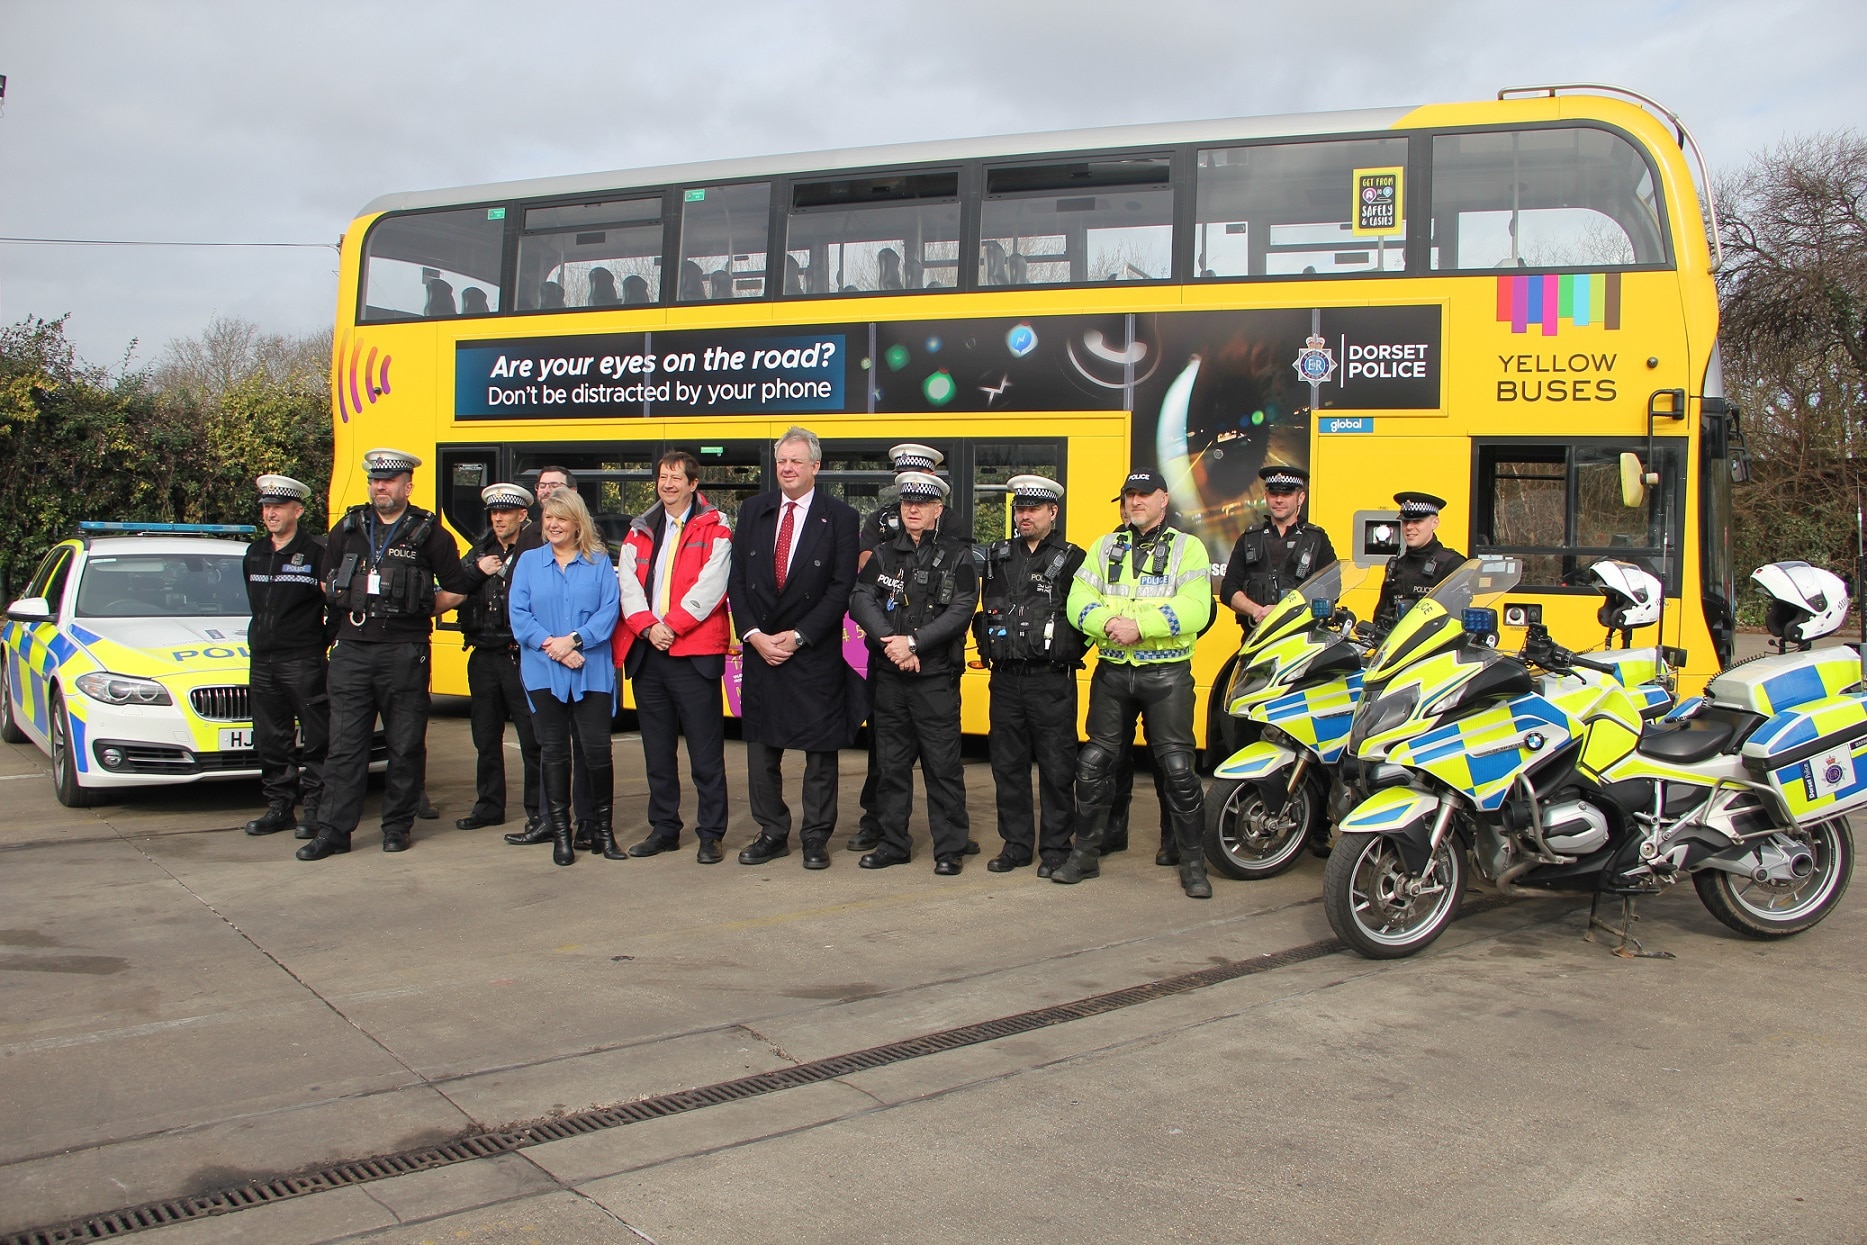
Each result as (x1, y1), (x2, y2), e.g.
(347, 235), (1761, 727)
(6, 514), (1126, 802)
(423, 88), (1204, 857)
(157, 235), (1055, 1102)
(1309, 597), (1331, 619)
(1462, 607), (1498, 634)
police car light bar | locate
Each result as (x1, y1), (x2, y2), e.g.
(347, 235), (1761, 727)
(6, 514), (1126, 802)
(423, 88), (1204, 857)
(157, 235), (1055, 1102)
(79, 521), (258, 536)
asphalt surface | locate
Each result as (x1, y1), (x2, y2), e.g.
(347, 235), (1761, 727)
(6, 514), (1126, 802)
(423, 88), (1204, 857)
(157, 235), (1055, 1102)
(2, 633), (1863, 1244)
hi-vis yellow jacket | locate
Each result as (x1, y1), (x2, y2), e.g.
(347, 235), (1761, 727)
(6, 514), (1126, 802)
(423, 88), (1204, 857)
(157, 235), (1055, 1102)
(1067, 524), (1213, 665)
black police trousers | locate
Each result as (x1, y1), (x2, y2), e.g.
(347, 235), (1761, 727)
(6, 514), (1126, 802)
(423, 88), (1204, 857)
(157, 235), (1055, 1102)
(987, 663), (1078, 864)
(467, 645), (540, 824)
(871, 666), (970, 859)
(250, 651), (328, 816)
(1076, 661), (1204, 845)
(320, 639), (429, 839)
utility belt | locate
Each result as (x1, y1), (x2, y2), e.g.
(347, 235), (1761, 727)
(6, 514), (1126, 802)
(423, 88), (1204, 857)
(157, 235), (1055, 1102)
(327, 552), (437, 626)
(973, 604), (1081, 666)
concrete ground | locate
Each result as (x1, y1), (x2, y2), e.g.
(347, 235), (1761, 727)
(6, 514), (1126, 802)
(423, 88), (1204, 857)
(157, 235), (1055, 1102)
(1, 633), (1862, 1244)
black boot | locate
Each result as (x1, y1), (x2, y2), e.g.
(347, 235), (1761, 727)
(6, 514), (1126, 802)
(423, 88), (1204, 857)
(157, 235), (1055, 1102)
(1156, 824), (1181, 867)
(1052, 802), (1109, 885)
(573, 819), (594, 851)
(504, 817), (551, 845)
(589, 767), (625, 860)
(1172, 808), (1211, 898)
(296, 805), (319, 840)
(552, 808), (576, 866)
(245, 803), (295, 836)
(295, 827), (350, 861)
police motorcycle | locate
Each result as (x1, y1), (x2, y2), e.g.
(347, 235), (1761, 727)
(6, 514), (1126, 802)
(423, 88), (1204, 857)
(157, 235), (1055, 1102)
(1322, 557), (1856, 960)
(1203, 560), (1376, 878)
(1204, 558), (1677, 881)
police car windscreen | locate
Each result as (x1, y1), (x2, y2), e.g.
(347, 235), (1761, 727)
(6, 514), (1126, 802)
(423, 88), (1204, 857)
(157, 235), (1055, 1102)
(76, 555), (250, 618)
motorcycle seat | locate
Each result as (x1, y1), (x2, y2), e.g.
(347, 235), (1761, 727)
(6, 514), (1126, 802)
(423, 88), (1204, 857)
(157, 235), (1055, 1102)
(1636, 718), (1736, 764)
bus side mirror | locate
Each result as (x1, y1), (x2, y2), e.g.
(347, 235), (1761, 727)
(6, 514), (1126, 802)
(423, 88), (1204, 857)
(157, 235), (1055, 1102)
(1619, 452), (1650, 509)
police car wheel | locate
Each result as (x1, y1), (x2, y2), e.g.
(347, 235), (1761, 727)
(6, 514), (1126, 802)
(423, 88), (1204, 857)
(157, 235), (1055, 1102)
(0, 653), (27, 744)
(49, 689), (103, 808)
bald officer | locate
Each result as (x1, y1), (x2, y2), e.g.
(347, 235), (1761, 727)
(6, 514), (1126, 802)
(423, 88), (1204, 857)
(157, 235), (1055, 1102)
(242, 474), (330, 839)
(1373, 491), (1465, 629)
(299, 448), (476, 860)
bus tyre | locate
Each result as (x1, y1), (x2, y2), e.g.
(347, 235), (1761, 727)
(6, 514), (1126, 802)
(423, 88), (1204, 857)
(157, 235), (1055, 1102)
(1694, 819), (1853, 939)
(0, 654), (27, 744)
(50, 689), (102, 808)
(1203, 776), (1312, 880)
(1323, 830), (1464, 960)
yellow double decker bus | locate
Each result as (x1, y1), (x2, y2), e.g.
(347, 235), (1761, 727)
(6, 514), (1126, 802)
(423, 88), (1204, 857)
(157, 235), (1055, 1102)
(329, 83), (1739, 739)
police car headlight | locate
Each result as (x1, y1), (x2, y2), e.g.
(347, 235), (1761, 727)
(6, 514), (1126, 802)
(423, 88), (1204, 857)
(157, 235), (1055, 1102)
(75, 672), (173, 707)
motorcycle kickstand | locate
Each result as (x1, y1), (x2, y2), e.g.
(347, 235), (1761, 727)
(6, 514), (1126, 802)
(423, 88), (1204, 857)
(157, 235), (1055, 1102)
(1584, 894), (1676, 960)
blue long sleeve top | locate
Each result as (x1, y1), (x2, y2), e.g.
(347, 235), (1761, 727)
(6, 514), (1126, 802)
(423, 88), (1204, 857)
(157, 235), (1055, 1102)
(508, 545), (620, 701)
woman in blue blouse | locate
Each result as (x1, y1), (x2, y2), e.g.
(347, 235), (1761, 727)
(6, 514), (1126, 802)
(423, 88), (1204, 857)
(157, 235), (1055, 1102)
(509, 490), (621, 865)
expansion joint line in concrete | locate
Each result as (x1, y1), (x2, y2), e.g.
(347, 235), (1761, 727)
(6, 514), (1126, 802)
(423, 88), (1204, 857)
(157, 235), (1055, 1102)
(2, 893), (1525, 1245)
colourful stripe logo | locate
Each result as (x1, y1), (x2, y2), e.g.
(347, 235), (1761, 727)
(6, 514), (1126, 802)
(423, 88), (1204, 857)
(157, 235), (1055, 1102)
(1496, 273), (1620, 336)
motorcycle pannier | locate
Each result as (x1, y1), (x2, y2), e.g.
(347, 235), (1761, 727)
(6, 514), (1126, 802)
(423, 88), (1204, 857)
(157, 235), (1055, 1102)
(1741, 692), (1867, 822)
(1706, 648), (1862, 716)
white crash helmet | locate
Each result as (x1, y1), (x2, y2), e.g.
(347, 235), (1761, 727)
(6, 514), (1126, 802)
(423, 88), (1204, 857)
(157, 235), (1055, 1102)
(1588, 560), (1662, 630)
(1752, 561), (1849, 644)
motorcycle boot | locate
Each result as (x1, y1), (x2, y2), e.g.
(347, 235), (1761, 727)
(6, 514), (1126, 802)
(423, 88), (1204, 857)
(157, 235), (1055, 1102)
(295, 826), (351, 861)
(1051, 801), (1108, 884)
(1161, 752), (1210, 899)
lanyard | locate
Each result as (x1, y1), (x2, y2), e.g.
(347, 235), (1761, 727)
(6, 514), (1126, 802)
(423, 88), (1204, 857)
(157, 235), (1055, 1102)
(369, 514), (404, 567)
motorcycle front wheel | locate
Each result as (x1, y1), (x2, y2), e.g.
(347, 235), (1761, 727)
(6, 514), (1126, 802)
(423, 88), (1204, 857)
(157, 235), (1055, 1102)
(1694, 818), (1853, 939)
(1203, 776), (1315, 880)
(1323, 830), (1465, 959)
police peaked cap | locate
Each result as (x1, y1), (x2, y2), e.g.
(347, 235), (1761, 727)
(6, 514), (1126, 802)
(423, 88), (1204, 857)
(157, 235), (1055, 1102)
(894, 471), (950, 502)
(255, 474), (311, 504)
(362, 447), (422, 479)
(481, 483), (534, 511)
(1258, 465), (1309, 490)
(888, 443), (945, 471)
(1394, 491), (1446, 519)
(1008, 474), (1064, 506)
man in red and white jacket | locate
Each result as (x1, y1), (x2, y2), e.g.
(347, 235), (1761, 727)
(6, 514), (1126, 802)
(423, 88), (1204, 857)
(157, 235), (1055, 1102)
(613, 450), (735, 863)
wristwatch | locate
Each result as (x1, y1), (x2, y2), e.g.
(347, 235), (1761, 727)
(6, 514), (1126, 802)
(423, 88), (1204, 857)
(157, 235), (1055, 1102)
(906, 635), (919, 655)
(570, 631), (584, 650)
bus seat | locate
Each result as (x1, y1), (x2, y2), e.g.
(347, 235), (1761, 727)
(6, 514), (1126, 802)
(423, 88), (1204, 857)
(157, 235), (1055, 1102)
(621, 275), (650, 304)
(460, 287), (490, 314)
(587, 268), (619, 306)
(423, 279), (456, 316)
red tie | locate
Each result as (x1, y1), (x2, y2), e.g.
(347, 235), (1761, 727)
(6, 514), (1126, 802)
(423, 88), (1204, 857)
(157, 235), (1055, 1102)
(774, 501), (797, 590)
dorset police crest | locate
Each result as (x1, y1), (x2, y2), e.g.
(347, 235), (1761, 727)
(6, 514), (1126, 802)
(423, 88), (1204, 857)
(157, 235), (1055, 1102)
(1292, 335), (1336, 386)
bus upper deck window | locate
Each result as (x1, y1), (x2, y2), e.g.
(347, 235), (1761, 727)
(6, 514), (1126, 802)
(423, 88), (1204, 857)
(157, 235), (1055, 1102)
(1429, 127), (1667, 270)
(784, 172), (961, 296)
(678, 183), (772, 301)
(360, 207), (507, 322)
(980, 159), (1173, 287)
(1194, 137), (1409, 279)
(516, 195), (665, 311)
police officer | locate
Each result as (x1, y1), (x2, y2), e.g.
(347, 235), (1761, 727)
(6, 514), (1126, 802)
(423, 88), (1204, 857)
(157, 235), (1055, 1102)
(1054, 469), (1215, 899)
(1221, 465), (1336, 632)
(974, 475), (1086, 877)
(242, 474), (330, 840)
(1373, 491), (1464, 629)
(847, 471), (980, 874)
(848, 443), (956, 856)
(298, 449), (476, 860)
(450, 483), (544, 838)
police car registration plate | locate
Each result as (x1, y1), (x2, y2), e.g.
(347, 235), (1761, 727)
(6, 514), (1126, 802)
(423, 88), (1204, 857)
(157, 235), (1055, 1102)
(219, 728), (254, 750)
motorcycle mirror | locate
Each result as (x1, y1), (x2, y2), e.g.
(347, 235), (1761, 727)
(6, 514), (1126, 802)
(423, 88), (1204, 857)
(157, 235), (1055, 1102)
(1661, 645), (1689, 668)
(1619, 452), (1648, 509)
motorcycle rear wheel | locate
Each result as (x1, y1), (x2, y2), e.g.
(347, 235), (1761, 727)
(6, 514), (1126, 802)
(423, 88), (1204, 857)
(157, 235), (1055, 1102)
(1324, 830), (1465, 959)
(1203, 776), (1314, 880)
(1694, 818), (1853, 939)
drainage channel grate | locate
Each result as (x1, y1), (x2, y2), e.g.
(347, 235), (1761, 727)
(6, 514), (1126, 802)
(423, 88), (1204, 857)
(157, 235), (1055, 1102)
(5, 893), (1519, 1243)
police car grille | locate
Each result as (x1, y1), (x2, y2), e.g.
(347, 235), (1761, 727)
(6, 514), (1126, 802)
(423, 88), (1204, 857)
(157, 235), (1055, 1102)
(189, 686), (250, 721)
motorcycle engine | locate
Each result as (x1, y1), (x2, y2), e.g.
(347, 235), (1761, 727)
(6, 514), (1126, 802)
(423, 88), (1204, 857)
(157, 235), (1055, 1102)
(1541, 800), (1611, 855)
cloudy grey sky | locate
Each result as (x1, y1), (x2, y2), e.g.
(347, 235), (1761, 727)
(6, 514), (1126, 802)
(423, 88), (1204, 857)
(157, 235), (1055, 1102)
(1, 0), (1861, 367)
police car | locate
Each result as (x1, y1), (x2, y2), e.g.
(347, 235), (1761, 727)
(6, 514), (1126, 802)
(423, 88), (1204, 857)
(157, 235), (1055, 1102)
(0, 523), (263, 807)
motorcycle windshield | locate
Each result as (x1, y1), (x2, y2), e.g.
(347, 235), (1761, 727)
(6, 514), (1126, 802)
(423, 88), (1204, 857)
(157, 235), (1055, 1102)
(1240, 561), (1372, 660)
(1365, 557), (1522, 685)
